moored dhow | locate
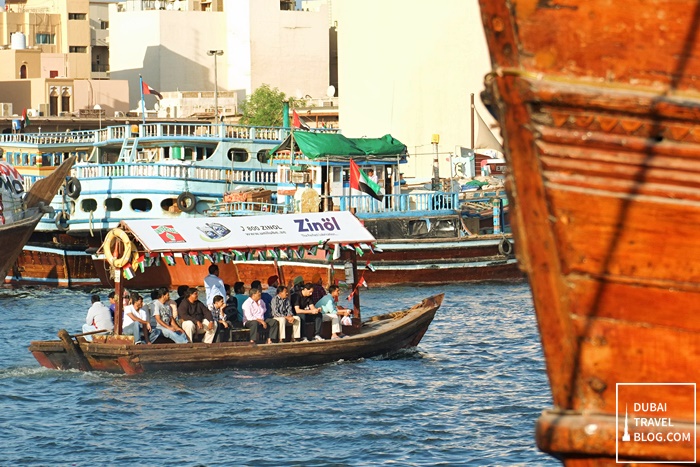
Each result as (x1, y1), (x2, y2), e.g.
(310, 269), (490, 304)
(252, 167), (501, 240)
(6, 122), (519, 288)
(0, 156), (75, 281)
(479, 0), (700, 464)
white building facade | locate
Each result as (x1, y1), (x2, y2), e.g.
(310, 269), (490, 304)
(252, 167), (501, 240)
(335, 0), (497, 178)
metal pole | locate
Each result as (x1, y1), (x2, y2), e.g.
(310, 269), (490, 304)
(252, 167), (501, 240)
(213, 54), (219, 121)
(471, 93), (475, 149)
(207, 49), (224, 123)
(431, 134), (440, 191)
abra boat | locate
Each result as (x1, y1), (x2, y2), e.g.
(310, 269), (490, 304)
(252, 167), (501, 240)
(0, 156), (75, 281)
(29, 211), (444, 374)
(479, 0), (699, 464)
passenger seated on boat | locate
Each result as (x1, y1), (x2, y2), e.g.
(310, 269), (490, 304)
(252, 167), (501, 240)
(293, 283), (324, 341)
(233, 282), (248, 322)
(223, 284), (240, 326)
(153, 288), (188, 344)
(211, 295), (232, 342)
(270, 285), (301, 342)
(242, 288), (279, 344)
(175, 285), (189, 308)
(123, 293), (162, 345)
(315, 285), (350, 340)
(177, 288), (217, 344)
(108, 291), (116, 320)
(251, 280), (273, 318)
(204, 265), (226, 310)
(288, 275), (305, 305)
(310, 273), (327, 303)
(82, 294), (114, 340)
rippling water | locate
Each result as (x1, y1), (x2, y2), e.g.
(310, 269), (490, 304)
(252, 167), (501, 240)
(0, 283), (558, 466)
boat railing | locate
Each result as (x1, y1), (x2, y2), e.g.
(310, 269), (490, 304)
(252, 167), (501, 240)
(1, 123), (341, 146)
(75, 162), (276, 184)
(0, 129), (96, 145)
(209, 200), (294, 216)
(337, 192), (460, 215)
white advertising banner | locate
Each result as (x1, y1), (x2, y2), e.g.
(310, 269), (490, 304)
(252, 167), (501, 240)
(121, 211), (376, 253)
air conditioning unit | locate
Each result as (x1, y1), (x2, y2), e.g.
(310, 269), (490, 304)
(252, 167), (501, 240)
(0, 103), (12, 117)
(290, 171), (311, 184)
(26, 109), (39, 117)
(59, 111), (70, 117)
(114, 111), (125, 117)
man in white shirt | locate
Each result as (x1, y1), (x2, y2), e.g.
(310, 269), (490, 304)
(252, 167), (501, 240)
(203, 264), (226, 309)
(82, 294), (114, 340)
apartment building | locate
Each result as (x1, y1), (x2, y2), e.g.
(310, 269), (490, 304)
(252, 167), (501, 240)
(108, 0), (330, 115)
(0, 0), (129, 117)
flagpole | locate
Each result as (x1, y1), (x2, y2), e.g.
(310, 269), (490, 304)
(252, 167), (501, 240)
(139, 74), (146, 126)
(471, 93), (475, 150)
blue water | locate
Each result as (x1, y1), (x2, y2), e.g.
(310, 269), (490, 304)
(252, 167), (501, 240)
(0, 283), (558, 466)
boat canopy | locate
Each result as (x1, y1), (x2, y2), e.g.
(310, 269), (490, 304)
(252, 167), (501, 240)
(271, 132), (407, 160)
(119, 211), (376, 254)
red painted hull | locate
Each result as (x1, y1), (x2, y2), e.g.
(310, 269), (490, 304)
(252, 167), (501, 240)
(93, 234), (521, 289)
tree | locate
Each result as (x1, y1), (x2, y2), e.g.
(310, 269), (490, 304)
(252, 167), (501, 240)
(239, 84), (286, 126)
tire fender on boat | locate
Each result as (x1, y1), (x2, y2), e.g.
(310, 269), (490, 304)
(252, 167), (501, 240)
(55, 211), (69, 231)
(498, 238), (513, 256)
(103, 228), (133, 268)
(66, 177), (81, 199)
(177, 192), (196, 213)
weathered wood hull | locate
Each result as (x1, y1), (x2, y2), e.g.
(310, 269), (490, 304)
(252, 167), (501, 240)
(6, 243), (100, 287)
(1, 157), (75, 282)
(479, 0), (700, 464)
(0, 211), (45, 281)
(92, 235), (519, 289)
(29, 294), (443, 374)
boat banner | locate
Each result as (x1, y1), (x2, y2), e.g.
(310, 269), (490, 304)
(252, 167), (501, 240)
(121, 211), (376, 253)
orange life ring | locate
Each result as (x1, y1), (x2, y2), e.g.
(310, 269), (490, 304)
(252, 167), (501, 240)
(103, 228), (132, 268)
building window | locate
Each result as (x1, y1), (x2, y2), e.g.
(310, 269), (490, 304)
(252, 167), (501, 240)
(36, 34), (55, 44)
(100, 21), (109, 29)
(69, 46), (87, 53)
(68, 13), (87, 20)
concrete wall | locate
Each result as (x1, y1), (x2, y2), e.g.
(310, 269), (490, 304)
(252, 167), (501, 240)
(108, 6), (226, 109)
(335, 0), (497, 178)
(226, 0), (329, 99)
(0, 49), (41, 80)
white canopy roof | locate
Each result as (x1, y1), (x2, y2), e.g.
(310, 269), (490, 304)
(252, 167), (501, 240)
(120, 211), (376, 253)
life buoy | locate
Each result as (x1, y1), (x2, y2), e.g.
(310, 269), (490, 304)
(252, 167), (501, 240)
(177, 192), (196, 213)
(66, 177), (81, 199)
(498, 238), (513, 256)
(55, 211), (69, 231)
(103, 228), (133, 268)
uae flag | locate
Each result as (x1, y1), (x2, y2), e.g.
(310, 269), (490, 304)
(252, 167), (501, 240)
(292, 110), (310, 130)
(350, 159), (383, 201)
(142, 81), (163, 99)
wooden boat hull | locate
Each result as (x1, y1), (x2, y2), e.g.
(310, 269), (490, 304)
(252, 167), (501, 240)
(478, 1), (700, 464)
(6, 243), (100, 287)
(92, 236), (520, 289)
(29, 294), (443, 374)
(0, 210), (45, 281)
(1, 157), (75, 282)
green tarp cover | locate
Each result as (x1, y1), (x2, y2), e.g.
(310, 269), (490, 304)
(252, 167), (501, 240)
(271, 132), (407, 160)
